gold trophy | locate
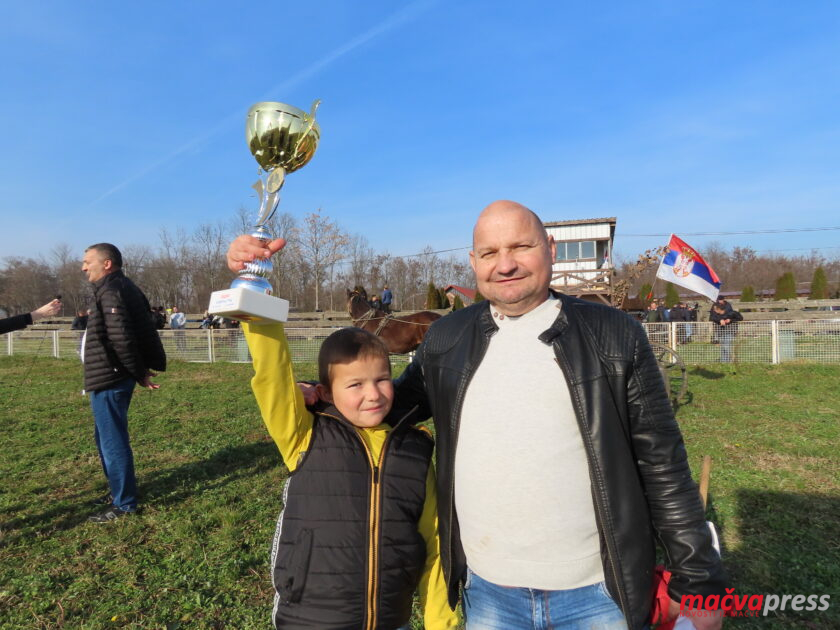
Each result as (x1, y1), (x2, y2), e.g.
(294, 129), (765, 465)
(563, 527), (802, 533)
(209, 100), (321, 322)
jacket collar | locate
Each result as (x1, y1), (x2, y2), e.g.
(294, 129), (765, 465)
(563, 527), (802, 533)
(538, 290), (571, 344)
(92, 269), (124, 292)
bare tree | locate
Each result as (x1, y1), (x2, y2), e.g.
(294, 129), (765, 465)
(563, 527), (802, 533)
(0, 257), (57, 315)
(51, 243), (88, 315)
(297, 209), (348, 311)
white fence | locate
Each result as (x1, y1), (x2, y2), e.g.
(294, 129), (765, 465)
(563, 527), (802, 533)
(641, 320), (840, 364)
(1, 328), (412, 365)
(3, 320), (840, 365)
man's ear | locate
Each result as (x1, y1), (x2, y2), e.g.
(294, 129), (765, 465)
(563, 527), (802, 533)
(546, 234), (557, 261)
(316, 383), (333, 403)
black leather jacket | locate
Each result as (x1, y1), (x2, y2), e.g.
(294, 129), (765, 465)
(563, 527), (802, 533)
(394, 292), (727, 629)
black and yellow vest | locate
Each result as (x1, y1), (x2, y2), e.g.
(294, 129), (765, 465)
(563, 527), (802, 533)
(270, 405), (433, 630)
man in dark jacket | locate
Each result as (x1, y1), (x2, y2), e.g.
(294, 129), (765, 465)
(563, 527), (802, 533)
(393, 202), (726, 630)
(710, 303), (742, 363)
(81, 243), (166, 522)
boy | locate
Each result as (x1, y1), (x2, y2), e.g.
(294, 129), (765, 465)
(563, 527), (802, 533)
(242, 320), (458, 630)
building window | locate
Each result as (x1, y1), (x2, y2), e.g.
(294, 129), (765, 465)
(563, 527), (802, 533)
(556, 240), (597, 261)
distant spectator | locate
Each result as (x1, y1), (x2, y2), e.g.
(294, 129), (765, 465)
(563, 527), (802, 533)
(170, 306), (187, 353)
(644, 301), (661, 323)
(151, 306), (166, 330)
(710, 303), (742, 363)
(381, 285), (393, 314)
(71, 309), (89, 330)
(370, 294), (381, 311)
(200, 311), (214, 329)
(669, 302), (692, 343)
(0, 299), (62, 335)
(709, 297), (733, 344)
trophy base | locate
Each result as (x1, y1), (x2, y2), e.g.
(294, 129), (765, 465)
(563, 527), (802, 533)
(208, 287), (289, 323)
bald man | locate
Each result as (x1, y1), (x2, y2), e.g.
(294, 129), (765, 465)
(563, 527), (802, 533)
(393, 201), (726, 630)
(226, 201), (726, 629)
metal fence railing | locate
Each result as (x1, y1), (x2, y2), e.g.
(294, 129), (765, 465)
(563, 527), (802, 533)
(3, 320), (839, 365)
(641, 320), (840, 364)
(2, 328), (414, 365)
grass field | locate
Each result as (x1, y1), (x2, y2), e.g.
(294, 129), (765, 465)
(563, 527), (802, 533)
(1, 357), (838, 629)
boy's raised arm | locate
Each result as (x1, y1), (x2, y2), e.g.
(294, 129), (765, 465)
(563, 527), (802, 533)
(242, 321), (313, 471)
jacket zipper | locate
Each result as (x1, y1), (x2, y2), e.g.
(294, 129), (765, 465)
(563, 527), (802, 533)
(552, 353), (630, 621)
(321, 412), (389, 630)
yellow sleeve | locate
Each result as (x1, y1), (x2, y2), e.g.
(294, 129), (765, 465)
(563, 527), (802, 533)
(417, 462), (460, 629)
(242, 322), (313, 471)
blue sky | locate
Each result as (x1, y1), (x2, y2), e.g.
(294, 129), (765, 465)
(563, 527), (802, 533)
(2, 1), (839, 267)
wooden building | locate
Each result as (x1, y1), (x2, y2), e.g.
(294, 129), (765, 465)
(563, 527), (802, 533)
(544, 217), (616, 305)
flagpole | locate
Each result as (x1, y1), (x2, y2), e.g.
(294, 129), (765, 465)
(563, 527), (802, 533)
(647, 277), (659, 303)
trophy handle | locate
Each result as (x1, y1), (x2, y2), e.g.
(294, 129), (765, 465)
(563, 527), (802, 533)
(253, 169), (284, 228)
(292, 99), (321, 160)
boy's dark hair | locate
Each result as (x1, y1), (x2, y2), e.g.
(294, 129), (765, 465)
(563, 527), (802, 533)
(85, 243), (123, 269)
(318, 327), (390, 390)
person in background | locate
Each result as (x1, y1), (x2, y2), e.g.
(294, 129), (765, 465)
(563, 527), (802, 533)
(0, 299), (62, 335)
(169, 305), (187, 353)
(710, 303), (743, 363)
(71, 309), (89, 330)
(153, 306), (167, 330)
(669, 302), (691, 343)
(381, 284), (393, 314)
(81, 243), (166, 523)
(709, 297), (733, 345)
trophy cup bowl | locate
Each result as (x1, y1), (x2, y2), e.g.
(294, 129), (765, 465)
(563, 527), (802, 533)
(247, 102), (320, 173)
(208, 100), (321, 324)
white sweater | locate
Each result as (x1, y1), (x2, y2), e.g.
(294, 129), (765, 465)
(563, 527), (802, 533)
(453, 296), (604, 589)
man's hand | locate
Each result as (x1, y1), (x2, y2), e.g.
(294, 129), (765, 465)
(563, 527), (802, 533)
(667, 597), (724, 630)
(227, 235), (287, 273)
(297, 381), (318, 406)
(31, 299), (61, 322)
(140, 371), (161, 390)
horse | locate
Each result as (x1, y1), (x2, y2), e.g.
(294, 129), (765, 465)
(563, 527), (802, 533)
(346, 289), (442, 354)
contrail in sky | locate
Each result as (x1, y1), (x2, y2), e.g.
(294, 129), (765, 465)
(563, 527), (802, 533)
(90, 0), (437, 206)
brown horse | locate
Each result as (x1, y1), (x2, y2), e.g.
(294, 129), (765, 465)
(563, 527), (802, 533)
(346, 289), (442, 354)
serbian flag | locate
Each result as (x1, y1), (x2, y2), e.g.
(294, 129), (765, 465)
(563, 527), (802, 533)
(655, 235), (721, 301)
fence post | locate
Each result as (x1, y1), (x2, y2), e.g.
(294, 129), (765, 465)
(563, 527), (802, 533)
(670, 322), (677, 351)
(771, 320), (779, 365)
(7, 333), (12, 356)
(53, 330), (59, 358)
(208, 329), (215, 363)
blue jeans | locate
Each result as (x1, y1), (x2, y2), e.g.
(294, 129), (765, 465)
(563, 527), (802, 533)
(90, 378), (137, 511)
(720, 331), (734, 363)
(463, 568), (628, 629)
